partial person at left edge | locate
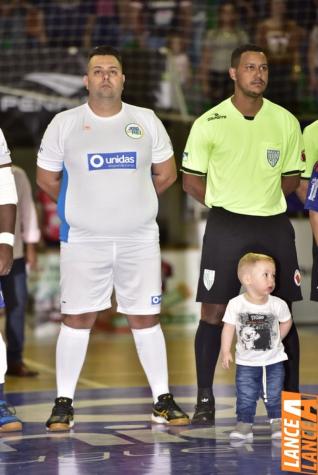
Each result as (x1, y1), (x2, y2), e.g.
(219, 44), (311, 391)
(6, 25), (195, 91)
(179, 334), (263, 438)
(0, 128), (23, 431)
(297, 120), (318, 303)
(1, 165), (41, 377)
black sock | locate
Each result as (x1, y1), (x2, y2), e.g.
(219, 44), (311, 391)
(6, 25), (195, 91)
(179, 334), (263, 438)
(0, 384), (4, 400)
(283, 321), (299, 392)
(195, 320), (222, 397)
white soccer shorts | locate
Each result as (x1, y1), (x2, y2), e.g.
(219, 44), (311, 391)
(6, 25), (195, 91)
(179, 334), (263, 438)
(60, 240), (162, 315)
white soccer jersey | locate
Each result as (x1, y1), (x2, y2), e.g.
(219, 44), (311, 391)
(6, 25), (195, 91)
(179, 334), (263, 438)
(0, 129), (12, 166)
(37, 102), (173, 242)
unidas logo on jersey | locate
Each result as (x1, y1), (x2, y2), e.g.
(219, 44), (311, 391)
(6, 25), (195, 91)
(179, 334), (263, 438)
(88, 152), (137, 170)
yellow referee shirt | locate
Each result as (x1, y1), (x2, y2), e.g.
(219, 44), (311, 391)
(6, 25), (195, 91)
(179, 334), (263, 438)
(181, 98), (304, 216)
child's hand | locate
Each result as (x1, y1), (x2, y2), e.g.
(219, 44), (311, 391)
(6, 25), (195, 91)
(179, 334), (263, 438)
(221, 351), (233, 369)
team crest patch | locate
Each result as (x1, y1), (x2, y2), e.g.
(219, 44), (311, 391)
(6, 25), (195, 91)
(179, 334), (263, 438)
(125, 123), (143, 139)
(203, 269), (215, 291)
(294, 269), (301, 286)
(267, 149), (280, 167)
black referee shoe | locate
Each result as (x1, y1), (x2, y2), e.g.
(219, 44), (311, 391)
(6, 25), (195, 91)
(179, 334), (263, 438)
(46, 397), (74, 431)
(192, 391), (215, 425)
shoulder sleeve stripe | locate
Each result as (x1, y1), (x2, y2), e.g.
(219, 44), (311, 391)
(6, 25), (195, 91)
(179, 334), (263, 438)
(281, 170), (303, 176)
(180, 166), (206, 177)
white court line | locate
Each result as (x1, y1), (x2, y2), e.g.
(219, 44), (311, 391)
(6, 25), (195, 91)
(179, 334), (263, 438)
(23, 357), (110, 389)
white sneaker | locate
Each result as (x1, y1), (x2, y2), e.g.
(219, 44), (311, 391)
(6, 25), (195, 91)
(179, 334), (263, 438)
(270, 418), (282, 439)
(230, 422), (253, 441)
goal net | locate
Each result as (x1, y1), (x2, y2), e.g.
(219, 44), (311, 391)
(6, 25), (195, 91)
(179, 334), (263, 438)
(0, 0), (316, 145)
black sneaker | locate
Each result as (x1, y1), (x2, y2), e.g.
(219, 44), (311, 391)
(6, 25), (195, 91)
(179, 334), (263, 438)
(152, 393), (190, 425)
(46, 397), (74, 431)
(192, 394), (215, 425)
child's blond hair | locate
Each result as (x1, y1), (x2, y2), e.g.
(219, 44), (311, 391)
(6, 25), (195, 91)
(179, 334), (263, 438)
(237, 252), (275, 284)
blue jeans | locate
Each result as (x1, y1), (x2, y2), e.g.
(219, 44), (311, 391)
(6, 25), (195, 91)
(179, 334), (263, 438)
(0, 258), (27, 364)
(236, 362), (285, 423)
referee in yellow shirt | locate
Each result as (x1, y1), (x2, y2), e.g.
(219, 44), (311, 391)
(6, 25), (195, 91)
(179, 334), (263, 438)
(182, 44), (305, 425)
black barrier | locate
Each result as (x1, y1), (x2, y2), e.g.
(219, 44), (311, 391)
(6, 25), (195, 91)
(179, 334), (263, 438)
(0, 47), (165, 146)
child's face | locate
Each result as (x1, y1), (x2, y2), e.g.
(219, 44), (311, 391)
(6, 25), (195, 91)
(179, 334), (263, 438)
(246, 261), (276, 297)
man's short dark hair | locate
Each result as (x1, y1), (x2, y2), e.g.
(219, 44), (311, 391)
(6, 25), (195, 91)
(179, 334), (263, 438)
(88, 45), (123, 68)
(231, 44), (267, 68)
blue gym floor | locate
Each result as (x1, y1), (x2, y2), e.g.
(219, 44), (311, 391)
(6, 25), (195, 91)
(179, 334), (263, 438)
(2, 384), (316, 475)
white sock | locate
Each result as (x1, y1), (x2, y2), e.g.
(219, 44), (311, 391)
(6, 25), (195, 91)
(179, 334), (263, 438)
(56, 323), (90, 400)
(131, 324), (169, 402)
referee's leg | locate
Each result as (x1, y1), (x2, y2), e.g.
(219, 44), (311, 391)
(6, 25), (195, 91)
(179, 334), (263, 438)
(282, 303), (300, 392)
(264, 213), (301, 393)
(192, 302), (226, 425)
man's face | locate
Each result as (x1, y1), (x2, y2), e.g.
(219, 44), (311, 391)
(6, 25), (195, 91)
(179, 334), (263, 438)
(230, 51), (269, 98)
(83, 55), (125, 102)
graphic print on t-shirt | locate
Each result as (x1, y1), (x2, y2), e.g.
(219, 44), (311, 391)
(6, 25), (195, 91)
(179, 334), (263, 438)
(238, 312), (277, 351)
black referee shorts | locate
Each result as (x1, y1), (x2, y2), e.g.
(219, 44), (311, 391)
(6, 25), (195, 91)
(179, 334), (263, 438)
(311, 240), (318, 301)
(197, 207), (302, 304)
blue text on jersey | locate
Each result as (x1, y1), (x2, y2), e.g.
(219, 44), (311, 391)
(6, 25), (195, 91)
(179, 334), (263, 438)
(88, 152), (137, 170)
(151, 295), (162, 305)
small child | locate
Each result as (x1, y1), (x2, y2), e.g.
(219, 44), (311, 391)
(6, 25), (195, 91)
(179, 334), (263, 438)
(221, 252), (292, 441)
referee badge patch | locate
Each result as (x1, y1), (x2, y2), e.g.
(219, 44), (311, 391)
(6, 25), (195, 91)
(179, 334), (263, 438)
(203, 269), (215, 291)
(267, 149), (280, 167)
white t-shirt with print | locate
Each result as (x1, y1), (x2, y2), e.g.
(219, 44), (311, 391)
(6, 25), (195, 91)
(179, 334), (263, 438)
(37, 102), (173, 242)
(222, 293), (291, 366)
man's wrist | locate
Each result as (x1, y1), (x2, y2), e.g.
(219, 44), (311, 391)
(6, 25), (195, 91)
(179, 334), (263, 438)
(0, 232), (14, 246)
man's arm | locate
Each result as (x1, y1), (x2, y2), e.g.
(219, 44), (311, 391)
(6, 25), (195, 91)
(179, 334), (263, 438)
(17, 167), (40, 270)
(182, 172), (206, 205)
(36, 167), (62, 202)
(309, 210), (318, 246)
(0, 164), (17, 275)
(296, 178), (308, 204)
(151, 156), (177, 195)
(281, 174), (300, 197)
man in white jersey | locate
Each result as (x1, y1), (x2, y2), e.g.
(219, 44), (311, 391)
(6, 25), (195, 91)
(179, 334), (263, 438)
(0, 128), (23, 431)
(37, 45), (189, 430)
(181, 44), (304, 425)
